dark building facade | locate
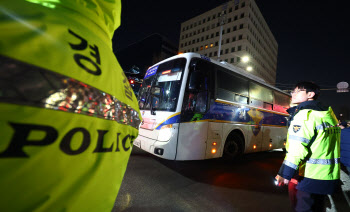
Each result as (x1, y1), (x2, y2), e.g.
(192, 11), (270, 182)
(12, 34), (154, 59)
(114, 33), (178, 78)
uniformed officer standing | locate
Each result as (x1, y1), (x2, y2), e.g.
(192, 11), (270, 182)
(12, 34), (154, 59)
(0, 0), (140, 211)
(275, 81), (340, 211)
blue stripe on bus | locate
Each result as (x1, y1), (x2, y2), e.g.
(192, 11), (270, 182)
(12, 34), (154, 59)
(155, 101), (288, 130)
(202, 101), (288, 127)
(155, 114), (181, 130)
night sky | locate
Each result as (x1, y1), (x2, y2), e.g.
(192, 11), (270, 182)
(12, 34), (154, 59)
(113, 0), (349, 119)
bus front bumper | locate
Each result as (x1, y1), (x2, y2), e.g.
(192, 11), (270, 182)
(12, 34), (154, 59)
(133, 134), (177, 160)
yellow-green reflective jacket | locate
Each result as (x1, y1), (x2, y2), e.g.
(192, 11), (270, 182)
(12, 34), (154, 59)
(278, 101), (340, 194)
(0, 0), (141, 211)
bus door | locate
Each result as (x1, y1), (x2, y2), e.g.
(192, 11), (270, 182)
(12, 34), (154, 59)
(177, 58), (212, 160)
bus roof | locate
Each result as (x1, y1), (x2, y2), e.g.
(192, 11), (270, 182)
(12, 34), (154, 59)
(148, 52), (290, 96)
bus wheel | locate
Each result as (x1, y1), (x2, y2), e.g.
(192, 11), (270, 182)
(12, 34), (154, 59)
(222, 133), (244, 161)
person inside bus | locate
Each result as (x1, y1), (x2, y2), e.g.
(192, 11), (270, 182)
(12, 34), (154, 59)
(182, 91), (208, 122)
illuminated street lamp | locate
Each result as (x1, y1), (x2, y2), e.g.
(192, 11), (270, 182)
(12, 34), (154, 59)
(217, 4), (227, 61)
(242, 56), (249, 63)
(238, 55), (251, 71)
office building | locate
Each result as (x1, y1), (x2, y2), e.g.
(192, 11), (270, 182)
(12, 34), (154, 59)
(178, 0), (278, 84)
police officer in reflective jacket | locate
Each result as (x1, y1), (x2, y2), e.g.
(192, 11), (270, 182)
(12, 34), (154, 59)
(275, 81), (340, 212)
(0, 0), (140, 211)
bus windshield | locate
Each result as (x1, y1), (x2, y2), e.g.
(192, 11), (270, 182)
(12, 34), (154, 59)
(138, 58), (187, 112)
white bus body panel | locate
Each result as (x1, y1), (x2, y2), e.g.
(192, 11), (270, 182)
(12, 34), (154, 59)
(261, 126), (288, 151)
(177, 122), (209, 160)
(134, 110), (180, 160)
(135, 124), (179, 160)
(221, 123), (261, 153)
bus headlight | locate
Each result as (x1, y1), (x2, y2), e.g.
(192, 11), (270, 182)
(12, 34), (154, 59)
(158, 124), (173, 141)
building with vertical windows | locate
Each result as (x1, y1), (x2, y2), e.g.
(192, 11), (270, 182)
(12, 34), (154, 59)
(178, 0), (278, 84)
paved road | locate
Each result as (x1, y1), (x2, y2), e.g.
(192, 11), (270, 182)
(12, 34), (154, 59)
(113, 147), (350, 212)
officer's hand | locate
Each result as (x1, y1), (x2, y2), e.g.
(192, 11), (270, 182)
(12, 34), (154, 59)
(275, 175), (289, 186)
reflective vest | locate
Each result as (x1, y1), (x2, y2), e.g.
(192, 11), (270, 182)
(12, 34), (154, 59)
(280, 105), (340, 194)
(0, 0), (140, 211)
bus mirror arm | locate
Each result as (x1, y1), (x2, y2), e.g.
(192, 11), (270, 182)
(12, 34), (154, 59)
(149, 94), (156, 115)
(151, 107), (156, 115)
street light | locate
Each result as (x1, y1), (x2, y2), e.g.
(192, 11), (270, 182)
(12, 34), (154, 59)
(237, 55), (252, 71)
(242, 56), (249, 63)
(217, 3), (228, 61)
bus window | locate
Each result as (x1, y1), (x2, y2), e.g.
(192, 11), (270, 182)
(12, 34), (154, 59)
(274, 91), (290, 107)
(181, 59), (212, 122)
(138, 58), (186, 112)
(274, 91), (290, 113)
(217, 88), (248, 105)
(188, 58), (213, 90)
(195, 91), (208, 113)
(217, 70), (249, 97)
(188, 71), (207, 90)
(235, 94), (249, 104)
(249, 82), (273, 103)
(250, 98), (263, 108)
(263, 102), (273, 110)
(217, 88), (235, 102)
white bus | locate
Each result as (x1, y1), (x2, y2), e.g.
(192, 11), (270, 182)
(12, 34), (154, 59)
(134, 53), (290, 161)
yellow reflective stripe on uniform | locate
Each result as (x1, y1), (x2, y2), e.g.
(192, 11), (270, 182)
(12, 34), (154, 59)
(288, 135), (310, 144)
(286, 107), (340, 181)
(0, 0), (140, 211)
(283, 160), (298, 169)
(306, 158), (340, 165)
(0, 55), (141, 129)
(315, 123), (338, 131)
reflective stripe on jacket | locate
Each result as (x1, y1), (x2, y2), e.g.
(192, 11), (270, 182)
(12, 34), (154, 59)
(0, 0), (140, 211)
(278, 101), (340, 194)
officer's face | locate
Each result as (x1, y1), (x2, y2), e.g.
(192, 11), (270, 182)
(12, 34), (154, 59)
(291, 87), (314, 104)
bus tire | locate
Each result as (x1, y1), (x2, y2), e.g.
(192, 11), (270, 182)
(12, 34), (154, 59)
(222, 133), (244, 161)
